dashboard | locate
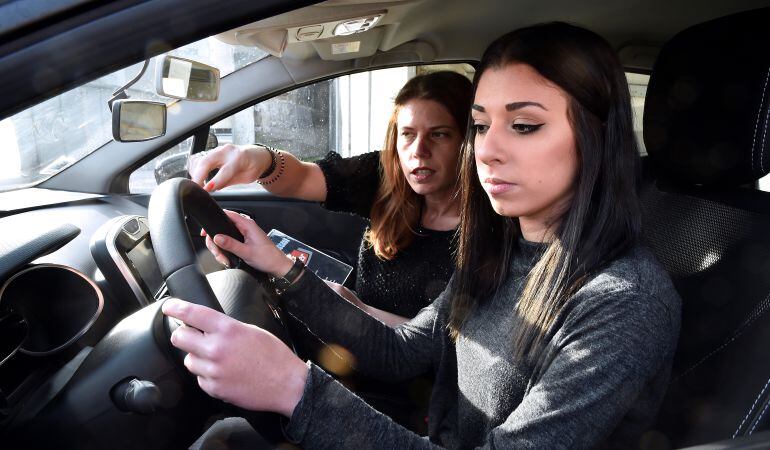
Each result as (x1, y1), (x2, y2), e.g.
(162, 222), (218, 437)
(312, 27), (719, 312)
(0, 186), (366, 448)
(0, 194), (178, 430)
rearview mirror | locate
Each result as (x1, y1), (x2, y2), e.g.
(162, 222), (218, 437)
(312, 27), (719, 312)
(111, 100), (167, 142)
(155, 55), (220, 101)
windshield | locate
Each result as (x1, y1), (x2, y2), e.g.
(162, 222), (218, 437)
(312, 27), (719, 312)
(0, 36), (267, 192)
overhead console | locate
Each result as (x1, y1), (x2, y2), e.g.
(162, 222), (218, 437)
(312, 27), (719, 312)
(214, 0), (424, 61)
(90, 216), (166, 308)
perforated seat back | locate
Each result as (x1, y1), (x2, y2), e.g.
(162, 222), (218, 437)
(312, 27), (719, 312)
(641, 182), (770, 446)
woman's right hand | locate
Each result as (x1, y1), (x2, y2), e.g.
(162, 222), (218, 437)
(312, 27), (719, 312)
(189, 143), (272, 192)
(162, 298), (308, 417)
(205, 209), (294, 278)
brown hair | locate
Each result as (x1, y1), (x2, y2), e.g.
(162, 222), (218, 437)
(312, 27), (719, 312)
(366, 71), (473, 259)
(449, 23), (641, 367)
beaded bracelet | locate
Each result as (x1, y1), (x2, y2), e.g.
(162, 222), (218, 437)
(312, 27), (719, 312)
(256, 145), (277, 179)
(256, 149), (286, 185)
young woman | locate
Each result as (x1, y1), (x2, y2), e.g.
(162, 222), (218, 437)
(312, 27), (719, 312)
(191, 71), (472, 326)
(166, 22), (681, 449)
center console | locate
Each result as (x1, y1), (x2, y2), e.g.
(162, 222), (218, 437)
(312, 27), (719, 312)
(90, 215), (166, 308)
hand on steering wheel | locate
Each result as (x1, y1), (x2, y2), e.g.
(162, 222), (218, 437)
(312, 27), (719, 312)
(162, 299), (308, 417)
(203, 210), (293, 278)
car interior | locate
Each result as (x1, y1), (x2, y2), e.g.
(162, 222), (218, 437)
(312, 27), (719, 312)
(2, 0), (770, 449)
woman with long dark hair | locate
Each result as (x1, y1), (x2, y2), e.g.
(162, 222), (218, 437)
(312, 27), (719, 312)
(191, 71), (472, 326)
(166, 22), (681, 449)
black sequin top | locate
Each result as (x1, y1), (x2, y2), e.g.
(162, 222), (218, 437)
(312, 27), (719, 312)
(317, 151), (456, 318)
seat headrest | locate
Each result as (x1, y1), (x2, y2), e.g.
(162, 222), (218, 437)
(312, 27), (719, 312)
(644, 8), (770, 186)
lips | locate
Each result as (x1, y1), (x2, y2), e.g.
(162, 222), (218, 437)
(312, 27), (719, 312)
(411, 166), (436, 182)
(482, 177), (516, 195)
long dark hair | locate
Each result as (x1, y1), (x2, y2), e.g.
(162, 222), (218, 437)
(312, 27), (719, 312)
(449, 23), (642, 366)
(367, 71), (472, 259)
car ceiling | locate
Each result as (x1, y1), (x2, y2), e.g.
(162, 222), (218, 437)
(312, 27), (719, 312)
(217, 0), (770, 69)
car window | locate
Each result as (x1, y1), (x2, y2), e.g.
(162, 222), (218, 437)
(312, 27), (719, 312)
(129, 137), (195, 193)
(206, 63), (475, 192)
(627, 72), (649, 156)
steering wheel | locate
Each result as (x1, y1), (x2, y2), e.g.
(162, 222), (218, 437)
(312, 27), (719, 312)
(148, 177), (291, 340)
(147, 178), (294, 442)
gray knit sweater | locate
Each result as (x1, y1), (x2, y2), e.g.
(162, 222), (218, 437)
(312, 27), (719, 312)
(281, 239), (681, 449)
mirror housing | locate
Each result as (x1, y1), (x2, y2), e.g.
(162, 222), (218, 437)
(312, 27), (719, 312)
(155, 55), (220, 101)
(111, 100), (166, 142)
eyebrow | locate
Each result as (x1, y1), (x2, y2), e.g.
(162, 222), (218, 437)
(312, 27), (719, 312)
(472, 101), (548, 112)
(400, 125), (455, 130)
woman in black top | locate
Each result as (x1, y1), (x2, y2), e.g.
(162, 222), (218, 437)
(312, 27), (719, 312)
(316, 151), (457, 319)
(190, 71), (473, 323)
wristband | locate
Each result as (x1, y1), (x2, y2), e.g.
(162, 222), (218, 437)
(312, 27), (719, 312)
(257, 145), (277, 179)
(271, 256), (305, 291)
(257, 149), (286, 185)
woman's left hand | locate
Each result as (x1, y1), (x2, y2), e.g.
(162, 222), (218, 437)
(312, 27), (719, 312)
(162, 298), (308, 417)
(203, 209), (293, 277)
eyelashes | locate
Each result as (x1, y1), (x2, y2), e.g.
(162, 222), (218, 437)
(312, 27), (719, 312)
(399, 131), (452, 139)
(512, 123), (543, 134)
(472, 123), (544, 135)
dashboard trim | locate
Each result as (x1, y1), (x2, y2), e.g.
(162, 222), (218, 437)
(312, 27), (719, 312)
(0, 263), (104, 356)
(97, 215), (153, 307)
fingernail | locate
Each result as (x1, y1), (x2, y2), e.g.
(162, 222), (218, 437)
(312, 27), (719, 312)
(162, 298), (181, 313)
(214, 235), (226, 246)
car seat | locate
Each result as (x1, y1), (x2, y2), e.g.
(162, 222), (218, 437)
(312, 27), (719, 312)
(640, 7), (770, 448)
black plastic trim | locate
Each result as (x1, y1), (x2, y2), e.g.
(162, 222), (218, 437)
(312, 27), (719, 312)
(0, 223), (80, 282)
